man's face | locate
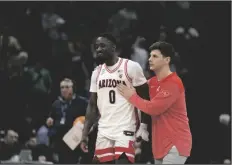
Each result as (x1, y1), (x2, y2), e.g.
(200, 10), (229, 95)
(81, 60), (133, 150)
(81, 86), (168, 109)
(60, 81), (73, 99)
(94, 37), (115, 60)
(5, 130), (18, 145)
(148, 49), (170, 71)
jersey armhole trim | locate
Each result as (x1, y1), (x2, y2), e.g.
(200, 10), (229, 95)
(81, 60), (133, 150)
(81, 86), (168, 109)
(96, 65), (103, 83)
(124, 59), (132, 83)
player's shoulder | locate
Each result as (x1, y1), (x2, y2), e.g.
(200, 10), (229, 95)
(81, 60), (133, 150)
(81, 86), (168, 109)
(123, 58), (142, 70)
(94, 64), (103, 71)
(167, 73), (184, 92)
(170, 73), (183, 85)
(125, 59), (140, 66)
(92, 64), (103, 74)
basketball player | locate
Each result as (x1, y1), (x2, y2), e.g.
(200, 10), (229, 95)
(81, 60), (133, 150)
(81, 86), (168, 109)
(80, 33), (150, 164)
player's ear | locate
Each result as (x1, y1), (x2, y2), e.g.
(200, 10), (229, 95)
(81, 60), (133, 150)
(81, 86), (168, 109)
(165, 57), (171, 64)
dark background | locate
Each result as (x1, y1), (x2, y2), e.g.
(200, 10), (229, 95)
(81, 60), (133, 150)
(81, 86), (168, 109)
(0, 1), (230, 164)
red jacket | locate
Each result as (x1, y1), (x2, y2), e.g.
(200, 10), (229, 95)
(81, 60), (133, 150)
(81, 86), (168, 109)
(129, 72), (192, 159)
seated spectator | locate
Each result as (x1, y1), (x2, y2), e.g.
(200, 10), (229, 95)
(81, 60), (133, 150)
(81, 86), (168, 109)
(25, 137), (53, 162)
(0, 130), (21, 161)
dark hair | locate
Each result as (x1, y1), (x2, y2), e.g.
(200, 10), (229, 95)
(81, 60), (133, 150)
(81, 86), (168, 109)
(149, 41), (175, 59)
(98, 32), (117, 46)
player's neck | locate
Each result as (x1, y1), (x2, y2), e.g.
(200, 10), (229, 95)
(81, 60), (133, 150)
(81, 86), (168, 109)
(105, 56), (119, 66)
(155, 66), (172, 81)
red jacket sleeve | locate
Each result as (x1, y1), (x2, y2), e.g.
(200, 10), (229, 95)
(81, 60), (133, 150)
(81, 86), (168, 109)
(129, 81), (181, 116)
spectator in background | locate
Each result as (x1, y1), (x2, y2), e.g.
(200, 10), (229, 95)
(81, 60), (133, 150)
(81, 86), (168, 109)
(107, 8), (138, 43)
(24, 136), (53, 163)
(41, 4), (66, 43)
(25, 59), (52, 130)
(46, 78), (88, 163)
(157, 26), (183, 76)
(131, 36), (149, 78)
(163, 1), (200, 40)
(20, 3), (49, 67)
(107, 8), (138, 59)
(162, 1), (200, 79)
(41, 4), (71, 97)
(0, 62), (32, 144)
(32, 144), (53, 163)
(159, 25), (168, 42)
(0, 26), (28, 75)
(68, 36), (92, 97)
(0, 130), (20, 161)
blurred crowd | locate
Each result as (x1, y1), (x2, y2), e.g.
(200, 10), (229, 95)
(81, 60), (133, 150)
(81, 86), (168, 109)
(0, 1), (230, 164)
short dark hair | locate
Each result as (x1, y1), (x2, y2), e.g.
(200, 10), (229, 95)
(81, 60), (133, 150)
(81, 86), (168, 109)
(149, 41), (175, 59)
(98, 32), (117, 45)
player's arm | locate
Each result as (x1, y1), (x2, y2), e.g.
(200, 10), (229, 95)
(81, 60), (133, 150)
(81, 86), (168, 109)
(81, 92), (98, 140)
(81, 68), (99, 142)
(129, 82), (181, 116)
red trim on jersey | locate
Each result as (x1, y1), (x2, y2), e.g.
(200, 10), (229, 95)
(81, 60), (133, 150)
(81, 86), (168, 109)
(96, 65), (103, 83)
(95, 147), (114, 155)
(114, 147), (134, 155)
(124, 59), (132, 83)
(115, 140), (135, 155)
(95, 147), (115, 163)
(115, 141), (135, 163)
(104, 58), (123, 73)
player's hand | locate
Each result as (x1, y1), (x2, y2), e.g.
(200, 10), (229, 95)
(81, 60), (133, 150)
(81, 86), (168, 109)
(80, 138), (89, 153)
(136, 123), (149, 142)
(117, 83), (136, 100)
(46, 117), (54, 127)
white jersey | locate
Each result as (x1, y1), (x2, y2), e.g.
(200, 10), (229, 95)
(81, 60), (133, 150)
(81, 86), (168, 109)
(90, 58), (147, 140)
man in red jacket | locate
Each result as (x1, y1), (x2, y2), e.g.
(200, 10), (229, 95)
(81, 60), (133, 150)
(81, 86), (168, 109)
(117, 41), (192, 164)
